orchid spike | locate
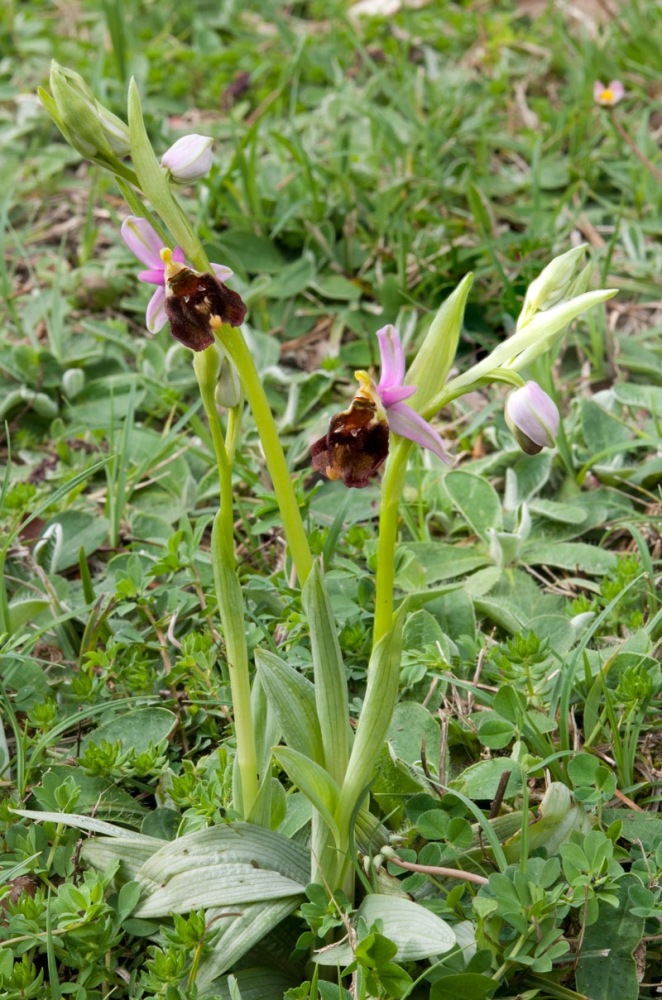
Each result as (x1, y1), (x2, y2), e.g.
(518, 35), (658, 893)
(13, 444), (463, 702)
(121, 216), (233, 333)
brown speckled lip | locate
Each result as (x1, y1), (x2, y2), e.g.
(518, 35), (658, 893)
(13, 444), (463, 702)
(311, 392), (389, 489)
(164, 264), (247, 351)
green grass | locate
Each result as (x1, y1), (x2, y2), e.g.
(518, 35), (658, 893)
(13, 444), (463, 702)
(1, 1), (662, 998)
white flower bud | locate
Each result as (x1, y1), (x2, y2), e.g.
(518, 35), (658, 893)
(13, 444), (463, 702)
(518, 245), (587, 329)
(505, 382), (559, 455)
(161, 134), (213, 182)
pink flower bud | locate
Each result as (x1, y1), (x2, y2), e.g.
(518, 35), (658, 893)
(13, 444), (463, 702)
(505, 382), (559, 455)
(161, 134), (213, 182)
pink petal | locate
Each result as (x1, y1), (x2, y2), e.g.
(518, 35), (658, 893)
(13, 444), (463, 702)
(380, 385), (417, 407)
(593, 81), (606, 102)
(146, 287), (167, 333)
(387, 402), (451, 463)
(139, 268), (166, 286)
(211, 262), (234, 282)
(377, 324), (406, 390)
(609, 80), (625, 101)
(121, 216), (164, 268)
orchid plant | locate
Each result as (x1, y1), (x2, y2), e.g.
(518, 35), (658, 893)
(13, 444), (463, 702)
(36, 62), (617, 944)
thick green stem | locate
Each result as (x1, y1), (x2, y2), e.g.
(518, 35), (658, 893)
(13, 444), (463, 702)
(372, 441), (411, 645)
(216, 324), (314, 587)
(194, 349), (258, 818)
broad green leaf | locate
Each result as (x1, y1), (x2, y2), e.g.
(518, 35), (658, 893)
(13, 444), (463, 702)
(528, 614), (576, 656)
(262, 258), (315, 299)
(302, 562), (349, 784)
(54, 835), (157, 889)
(522, 541), (617, 575)
(444, 471), (502, 541)
(403, 609), (444, 648)
(372, 748), (427, 825)
(431, 974), (496, 1000)
(314, 895), (455, 964)
(387, 702), (440, 767)
(601, 809), (662, 851)
(399, 542), (488, 583)
(451, 759), (523, 800)
(214, 230), (286, 272)
(205, 966), (297, 999)
(81, 706), (176, 754)
(529, 499), (588, 525)
(117, 882), (141, 922)
(311, 275), (361, 301)
(575, 876), (644, 1000)
(254, 648), (324, 765)
(278, 793), (313, 838)
(137, 823), (310, 890)
(581, 398), (631, 456)
(512, 451), (553, 500)
(612, 382), (662, 412)
(476, 715), (516, 750)
(271, 747), (340, 839)
(83, 842), (153, 888)
(503, 783), (592, 862)
(465, 567), (503, 597)
(196, 900), (301, 990)
(134, 862), (304, 917)
(31, 765), (146, 822)
(9, 599), (50, 631)
(473, 596), (525, 633)
(45, 510), (109, 571)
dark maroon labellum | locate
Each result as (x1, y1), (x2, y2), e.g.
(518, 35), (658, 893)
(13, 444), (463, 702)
(311, 394), (389, 489)
(164, 267), (247, 351)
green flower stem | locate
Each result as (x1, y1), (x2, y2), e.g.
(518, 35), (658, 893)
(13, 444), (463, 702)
(372, 439), (411, 645)
(193, 349), (258, 818)
(216, 323), (314, 587)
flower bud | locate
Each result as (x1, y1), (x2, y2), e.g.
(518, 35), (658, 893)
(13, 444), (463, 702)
(95, 104), (131, 156)
(215, 353), (242, 408)
(517, 245), (587, 329)
(505, 381), (559, 455)
(161, 134), (213, 182)
(42, 61), (130, 160)
(62, 368), (85, 398)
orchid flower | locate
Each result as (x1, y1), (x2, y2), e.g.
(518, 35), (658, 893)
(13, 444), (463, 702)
(121, 216), (233, 333)
(312, 324), (450, 488)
